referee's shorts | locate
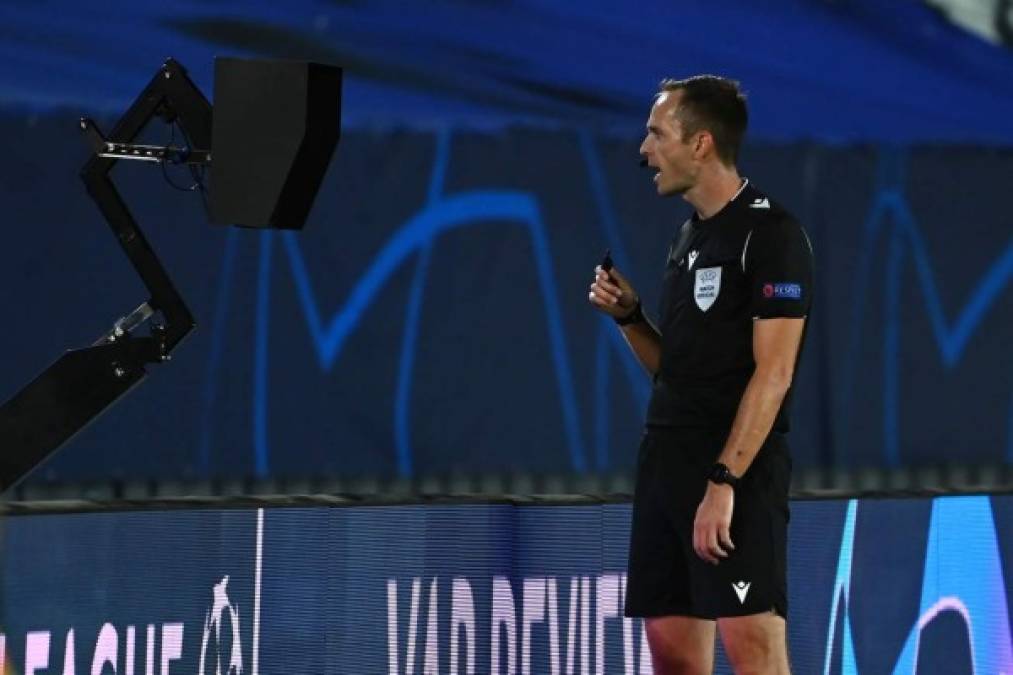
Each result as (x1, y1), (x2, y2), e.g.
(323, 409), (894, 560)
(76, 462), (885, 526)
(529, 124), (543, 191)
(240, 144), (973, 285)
(624, 426), (791, 620)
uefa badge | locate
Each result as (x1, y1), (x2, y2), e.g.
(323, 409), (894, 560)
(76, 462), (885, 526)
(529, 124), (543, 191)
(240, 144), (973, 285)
(694, 266), (722, 311)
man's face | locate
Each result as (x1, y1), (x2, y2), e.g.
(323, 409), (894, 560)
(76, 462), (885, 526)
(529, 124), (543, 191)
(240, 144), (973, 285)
(639, 90), (700, 196)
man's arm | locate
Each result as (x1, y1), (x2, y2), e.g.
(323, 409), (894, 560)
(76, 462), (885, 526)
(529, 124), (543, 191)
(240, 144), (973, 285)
(692, 316), (805, 564)
(589, 265), (661, 375)
(618, 318), (661, 375)
(717, 317), (805, 474)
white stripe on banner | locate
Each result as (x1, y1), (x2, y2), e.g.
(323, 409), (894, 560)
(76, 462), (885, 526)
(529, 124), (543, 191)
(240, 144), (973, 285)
(253, 507), (264, 675)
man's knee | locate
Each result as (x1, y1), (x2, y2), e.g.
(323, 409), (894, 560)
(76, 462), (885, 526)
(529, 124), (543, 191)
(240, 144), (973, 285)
(723, 643), (785, 675)
(718, 613), (790, 675)
(645, 616), (714, 675)
(648, 649), (711, 675)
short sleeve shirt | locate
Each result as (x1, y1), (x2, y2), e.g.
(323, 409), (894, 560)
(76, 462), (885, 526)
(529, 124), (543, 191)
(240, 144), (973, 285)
(645, 181), (813, 432)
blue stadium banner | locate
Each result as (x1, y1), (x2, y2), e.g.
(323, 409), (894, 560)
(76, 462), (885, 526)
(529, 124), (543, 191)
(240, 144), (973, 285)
(1, 495), (1011, 673)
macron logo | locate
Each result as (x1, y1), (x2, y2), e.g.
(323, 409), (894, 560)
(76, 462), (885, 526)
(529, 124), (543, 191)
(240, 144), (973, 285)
(732, 581), (751, 604)
(749, 198), (770, 209)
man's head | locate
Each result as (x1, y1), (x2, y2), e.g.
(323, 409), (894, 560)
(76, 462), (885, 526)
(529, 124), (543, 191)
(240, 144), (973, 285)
(640, 75), (748, 196)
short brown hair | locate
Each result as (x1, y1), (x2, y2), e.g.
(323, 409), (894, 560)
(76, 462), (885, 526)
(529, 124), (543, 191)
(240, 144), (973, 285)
(658, 75), (748, 166)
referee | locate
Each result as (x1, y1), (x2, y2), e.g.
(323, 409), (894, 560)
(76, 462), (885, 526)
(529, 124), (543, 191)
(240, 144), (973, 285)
(589, 76), (812, 674)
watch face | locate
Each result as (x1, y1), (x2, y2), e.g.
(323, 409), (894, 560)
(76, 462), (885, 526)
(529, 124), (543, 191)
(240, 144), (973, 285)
(710, 463), (734, 485)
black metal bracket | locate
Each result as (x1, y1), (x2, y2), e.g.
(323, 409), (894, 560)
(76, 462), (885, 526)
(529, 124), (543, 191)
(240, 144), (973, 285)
(80, 57), (212, 358)
(0, 58), (214, 492)
(81, 119), (211, 165)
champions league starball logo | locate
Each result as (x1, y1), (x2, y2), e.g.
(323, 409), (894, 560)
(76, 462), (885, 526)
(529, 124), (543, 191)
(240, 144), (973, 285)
(199, 576), (245, 675)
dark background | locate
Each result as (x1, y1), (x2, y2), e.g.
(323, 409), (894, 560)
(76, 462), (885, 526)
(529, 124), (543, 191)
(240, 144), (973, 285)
(2, 121), (1010, 481)
(0, 0), (1010, 484)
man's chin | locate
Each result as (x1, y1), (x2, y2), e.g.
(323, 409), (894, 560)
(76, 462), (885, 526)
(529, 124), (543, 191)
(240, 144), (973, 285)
(656, 182), (687, 197)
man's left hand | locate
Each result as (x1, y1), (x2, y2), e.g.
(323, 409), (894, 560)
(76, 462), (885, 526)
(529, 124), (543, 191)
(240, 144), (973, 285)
(693, 483), (735, 565)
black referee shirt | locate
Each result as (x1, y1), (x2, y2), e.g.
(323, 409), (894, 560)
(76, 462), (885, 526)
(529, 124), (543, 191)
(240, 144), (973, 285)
(646, 181), (813, 432)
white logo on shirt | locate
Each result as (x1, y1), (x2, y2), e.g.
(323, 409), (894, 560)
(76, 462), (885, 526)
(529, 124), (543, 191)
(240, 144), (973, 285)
(749, 198), (770, 209)
(694, 266), (721, 312)
(687, 250), (699, 270)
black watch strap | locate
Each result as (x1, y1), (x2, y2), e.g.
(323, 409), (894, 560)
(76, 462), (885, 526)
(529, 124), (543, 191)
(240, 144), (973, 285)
(708, 462), (741, 487)
(614, 299), (645, 326)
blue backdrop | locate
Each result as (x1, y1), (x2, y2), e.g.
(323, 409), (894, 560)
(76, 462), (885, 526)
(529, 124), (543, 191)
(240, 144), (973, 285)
(1, 0), (1012, 483)
(1, 495), (1011, 673)
(2, 0), (1013, 143)
(0, 116), (1011, 481)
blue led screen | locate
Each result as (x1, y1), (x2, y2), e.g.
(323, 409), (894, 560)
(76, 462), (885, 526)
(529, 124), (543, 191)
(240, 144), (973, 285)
(1, 495), (1011, 673)
(1, 116), (1010, 481)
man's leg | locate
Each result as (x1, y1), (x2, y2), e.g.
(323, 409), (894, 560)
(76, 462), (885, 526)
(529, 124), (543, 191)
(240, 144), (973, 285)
(717, 611), (790, 675)
(644, 615), (715, 675)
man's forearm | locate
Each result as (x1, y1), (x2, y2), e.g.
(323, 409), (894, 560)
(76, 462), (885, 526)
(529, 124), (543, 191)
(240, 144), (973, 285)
(716, 368), (792, 476)
(620, 320), (662, 375)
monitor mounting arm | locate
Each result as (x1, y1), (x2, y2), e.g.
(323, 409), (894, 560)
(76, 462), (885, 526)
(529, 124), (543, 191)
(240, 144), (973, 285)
(80, 57), (213, 356)
(0, 59), (212, 492)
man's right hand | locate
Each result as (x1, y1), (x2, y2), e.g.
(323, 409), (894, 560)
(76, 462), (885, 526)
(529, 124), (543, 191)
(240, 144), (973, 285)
(588, 265), (639, 320)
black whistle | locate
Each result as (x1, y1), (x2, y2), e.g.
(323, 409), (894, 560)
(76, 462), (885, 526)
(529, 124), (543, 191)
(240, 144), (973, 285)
(601, 248), (614, 274)
(639, 158), (648, 168)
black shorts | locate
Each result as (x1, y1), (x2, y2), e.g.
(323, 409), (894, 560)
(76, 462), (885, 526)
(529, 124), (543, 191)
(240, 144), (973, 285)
(624, 427), (791, 620)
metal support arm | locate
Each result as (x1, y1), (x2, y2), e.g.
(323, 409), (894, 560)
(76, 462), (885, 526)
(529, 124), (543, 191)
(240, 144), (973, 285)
(0, 59), (214, 492)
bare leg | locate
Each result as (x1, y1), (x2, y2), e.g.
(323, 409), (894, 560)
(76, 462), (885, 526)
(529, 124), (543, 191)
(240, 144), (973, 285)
(644, 615), (716, 675)
(717, 611), (790, 675)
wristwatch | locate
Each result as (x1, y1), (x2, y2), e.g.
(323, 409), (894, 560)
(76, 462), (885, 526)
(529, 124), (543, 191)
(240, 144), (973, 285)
(614, 299), (646, 326)
(708, 462), (741, 488)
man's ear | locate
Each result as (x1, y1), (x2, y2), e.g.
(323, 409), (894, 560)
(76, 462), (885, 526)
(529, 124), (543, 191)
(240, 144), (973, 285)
(693, 131), (713, 160)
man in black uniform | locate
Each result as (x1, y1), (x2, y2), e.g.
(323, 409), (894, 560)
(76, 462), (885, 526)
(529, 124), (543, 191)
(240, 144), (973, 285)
(588, 76), (812, 674)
